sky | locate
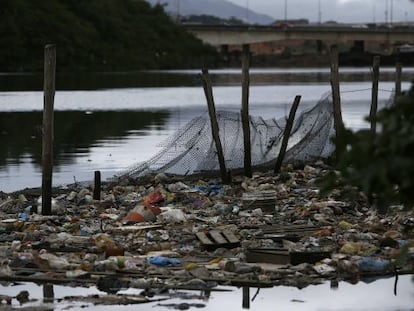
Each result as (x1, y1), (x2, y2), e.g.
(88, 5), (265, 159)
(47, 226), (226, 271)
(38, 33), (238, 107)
(226, 0), (414, 24)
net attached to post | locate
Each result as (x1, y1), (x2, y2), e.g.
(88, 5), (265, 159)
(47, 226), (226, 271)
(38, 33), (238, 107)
(120, 93), (335, 179)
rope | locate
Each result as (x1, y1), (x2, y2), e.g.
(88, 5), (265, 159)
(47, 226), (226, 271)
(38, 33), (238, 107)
(340, 88), (394, 94)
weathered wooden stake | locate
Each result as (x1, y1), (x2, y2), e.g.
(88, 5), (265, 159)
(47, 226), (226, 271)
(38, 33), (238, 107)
(201, 68), (230, 184)
(274, 95), (301, 174)
(395, 62), (402, 98)
(93, 170), (101, 200)
(241, 44), (252, 178)
(329, 44), (345, 160)
(370, 55), (380, 135)
(43, 283), (54, 303)
(41, 44), (56, 215)
(242, 286), (250, 309)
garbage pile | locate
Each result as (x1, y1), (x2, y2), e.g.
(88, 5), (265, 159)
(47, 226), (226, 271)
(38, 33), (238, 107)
(0, 161), (413, 303)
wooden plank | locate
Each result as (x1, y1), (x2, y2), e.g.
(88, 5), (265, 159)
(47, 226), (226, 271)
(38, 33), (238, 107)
(196, 232), (214, 245)
(246, 249), (290, 265)
(196, 230), (240, 250)
(262, 233), (301, 242)
(246, 248), (332, 265)
(110, 224), (163, 232)
(8, 267), (274, 289)
(260, 224), (321, 242)
(209, 230), (227, 244)
(222, 231), (239, 244)
(263, 228), (318, 235)
(261, 225), (320, 234)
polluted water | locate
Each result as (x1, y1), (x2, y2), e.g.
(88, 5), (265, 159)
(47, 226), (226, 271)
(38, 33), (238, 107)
(0, 275), (413, 310)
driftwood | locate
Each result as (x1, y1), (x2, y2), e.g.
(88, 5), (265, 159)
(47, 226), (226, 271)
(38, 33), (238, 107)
(4, 266), (273, 289)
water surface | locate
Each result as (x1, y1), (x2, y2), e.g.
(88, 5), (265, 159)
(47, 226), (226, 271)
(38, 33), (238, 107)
(0, 68), (413, 310)
(0, 68), (412, 192)
(0, 275), (413, 310)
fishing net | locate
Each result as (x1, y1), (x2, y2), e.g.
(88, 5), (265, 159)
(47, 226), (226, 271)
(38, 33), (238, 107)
(121, 93), (335, 178)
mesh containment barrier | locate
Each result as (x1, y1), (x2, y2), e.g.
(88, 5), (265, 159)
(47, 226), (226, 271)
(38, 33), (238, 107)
(120, 93), (335, 178)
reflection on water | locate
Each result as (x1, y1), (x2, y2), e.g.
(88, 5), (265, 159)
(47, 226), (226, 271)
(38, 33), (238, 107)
(211, 70), (414, 86)
(0, 110), (171, 192)
(0, 275), (413, 310)
(0, 69), (413, 310)
(0, 71), (200, 91)
(0, 68), (412, 192)
(1, 68), (413, 91)
(0, 110), (170, 168)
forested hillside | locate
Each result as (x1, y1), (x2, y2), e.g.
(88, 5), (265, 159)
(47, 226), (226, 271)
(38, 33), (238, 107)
(0, 0), (220, 72)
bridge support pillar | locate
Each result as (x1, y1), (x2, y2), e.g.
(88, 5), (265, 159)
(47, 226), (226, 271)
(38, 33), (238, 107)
(316, 40), (324, 54)
(220, 44), (229, 54)
(220, 44), (231, 65)
(353, 40), (365, 53)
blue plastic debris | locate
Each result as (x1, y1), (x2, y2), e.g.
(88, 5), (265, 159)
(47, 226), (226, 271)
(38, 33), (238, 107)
(357, 257), (390, 272)
(147, 256), (181, 267)
(18, 213), (28, 221)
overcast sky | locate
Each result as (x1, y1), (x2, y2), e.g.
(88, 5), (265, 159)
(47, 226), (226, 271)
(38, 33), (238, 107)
(226, 0), (414, 23)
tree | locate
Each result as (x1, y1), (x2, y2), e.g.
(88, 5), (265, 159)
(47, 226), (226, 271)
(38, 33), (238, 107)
(0, 0), (220, 71)
(321, 84), (414, 212)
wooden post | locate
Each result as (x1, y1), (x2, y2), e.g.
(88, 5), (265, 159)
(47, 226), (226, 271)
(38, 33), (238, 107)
(241, 44), (252, 178)
(93, 171), (101, 200)
(242, 286), (250, 309)
(43, 283), (54, 303)
(201, 69), (230, 184)
(370, 55), (380, 135)
(274, 95), (301, 174)
(41, 44), (56, 215)
(395, 62), (402, 98)
(329, 44), (344, 160)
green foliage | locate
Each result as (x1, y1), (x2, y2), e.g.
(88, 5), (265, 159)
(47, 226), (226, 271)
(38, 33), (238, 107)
(0, 0), (220, 72)
(322, 84), (414, 211)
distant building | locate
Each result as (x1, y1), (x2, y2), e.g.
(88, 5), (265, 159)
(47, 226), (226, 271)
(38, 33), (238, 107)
(397, 44), (414, 53)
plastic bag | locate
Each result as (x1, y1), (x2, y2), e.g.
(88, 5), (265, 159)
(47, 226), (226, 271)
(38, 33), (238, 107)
(147, 256), (181, 267)
(357, 257), (390, 272)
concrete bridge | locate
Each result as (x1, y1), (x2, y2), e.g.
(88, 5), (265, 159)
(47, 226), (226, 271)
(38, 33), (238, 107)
(184, 24), (414, 46)
(183, 24), (409, 160)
